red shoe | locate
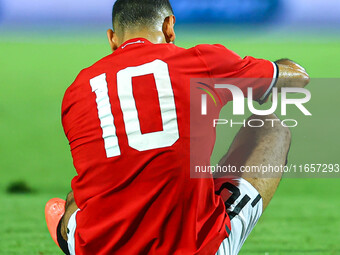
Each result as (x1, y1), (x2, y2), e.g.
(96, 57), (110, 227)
(45, 198), (66, 247)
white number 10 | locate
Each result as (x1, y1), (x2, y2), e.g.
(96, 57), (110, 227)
(90, 59), (179, 158)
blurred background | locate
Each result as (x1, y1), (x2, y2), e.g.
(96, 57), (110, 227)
(0, 0), (340, 26)
(0, 0), (339, 254)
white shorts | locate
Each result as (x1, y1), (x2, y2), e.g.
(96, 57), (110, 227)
(216, 178), (263, 255)
(67, 209), (80, 255)
(66, 178), (262, 255)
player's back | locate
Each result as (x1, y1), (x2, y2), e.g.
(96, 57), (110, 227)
(62, 38), (230, 254)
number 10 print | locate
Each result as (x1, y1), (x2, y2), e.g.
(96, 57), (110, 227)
(90, 60), (179, 158)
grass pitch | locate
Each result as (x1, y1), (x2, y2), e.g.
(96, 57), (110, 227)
(0, 27), (339, 254)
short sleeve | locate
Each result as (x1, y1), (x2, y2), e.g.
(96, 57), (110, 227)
(195, 44), (278, 105)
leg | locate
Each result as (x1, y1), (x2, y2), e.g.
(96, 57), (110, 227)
(61, 191), (79, 241)
(55, 192), (78, 255)
(215, 114), (291, 255)
(216, 113), (291, 210)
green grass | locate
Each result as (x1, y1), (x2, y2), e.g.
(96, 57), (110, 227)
(0, 28), (339, 254)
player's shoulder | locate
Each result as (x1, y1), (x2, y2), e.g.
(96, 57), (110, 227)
(64, 67), (88, 92)
(62, 64), (94, 106)
(65, 53), (112, 90)
(193, 43), (239, 58)
(75, 43), (186, 76)
(194, 43), (226, 51)
(65, 42), (236, 93)
(80, 54), (114, 77)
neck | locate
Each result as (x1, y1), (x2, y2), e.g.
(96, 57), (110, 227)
(118, 29), (166, 47)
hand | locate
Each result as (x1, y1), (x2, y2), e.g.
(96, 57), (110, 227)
(275, 59), (310, 90)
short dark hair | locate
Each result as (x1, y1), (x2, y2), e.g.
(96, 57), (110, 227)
(112, 0), (174, 33)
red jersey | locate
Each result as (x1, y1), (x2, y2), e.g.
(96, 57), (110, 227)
(62, 38), (277, 255)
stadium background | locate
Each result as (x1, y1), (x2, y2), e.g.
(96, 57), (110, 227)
(0, 0), (339, 254)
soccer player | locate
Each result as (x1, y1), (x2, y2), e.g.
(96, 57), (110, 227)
(45, 0), (310, 254)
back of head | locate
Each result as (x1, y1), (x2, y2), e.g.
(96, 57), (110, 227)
(112, 0), (174, 35)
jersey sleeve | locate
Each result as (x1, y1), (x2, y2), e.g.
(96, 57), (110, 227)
(195, 44), (278, 105)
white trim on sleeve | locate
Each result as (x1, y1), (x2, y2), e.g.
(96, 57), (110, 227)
(258, 62), (278, 104)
